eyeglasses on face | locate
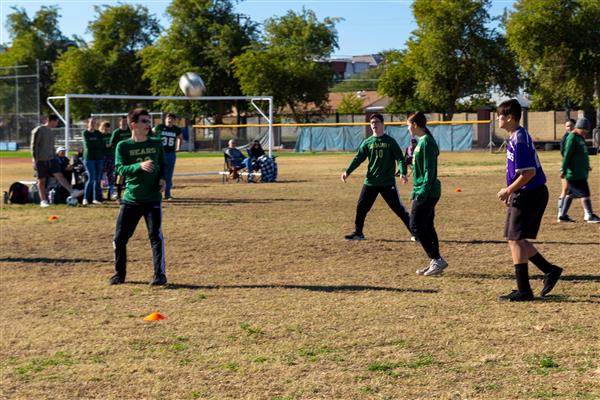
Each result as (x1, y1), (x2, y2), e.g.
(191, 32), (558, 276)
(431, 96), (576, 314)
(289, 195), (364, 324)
(138, 119), (151, 124)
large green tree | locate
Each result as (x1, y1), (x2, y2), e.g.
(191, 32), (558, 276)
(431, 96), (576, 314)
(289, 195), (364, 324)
(380, 0), (519, 119)
(0, 6), (74, 113)
(233, 8), (339, 121)
(505, 0), (600, 124)
(141, 0), (257, 119)
(52, 4), (160, 117)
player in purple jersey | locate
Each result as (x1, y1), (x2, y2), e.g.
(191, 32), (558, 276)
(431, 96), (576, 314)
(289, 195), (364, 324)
(496, 99), (563, 302)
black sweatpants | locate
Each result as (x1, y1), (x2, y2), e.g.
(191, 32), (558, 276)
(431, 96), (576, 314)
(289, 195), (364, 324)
(410, 196), (440, 260)
(113, 201), (165, 279)
(354, 184), (411, 235)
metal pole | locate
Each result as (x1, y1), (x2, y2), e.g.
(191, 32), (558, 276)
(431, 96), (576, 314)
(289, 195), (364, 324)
(268, 98), (273, 157)
(65, 96), (70, 154)
(15, 66), (19, 142)
(36, 60), (41, 126)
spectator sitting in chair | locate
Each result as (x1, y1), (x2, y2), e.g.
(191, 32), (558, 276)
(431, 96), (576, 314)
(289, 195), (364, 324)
(244, 140), (265, 181)
(224, 139), (246, 179)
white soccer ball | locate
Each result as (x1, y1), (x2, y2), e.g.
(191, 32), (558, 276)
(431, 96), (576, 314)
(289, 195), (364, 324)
(66, 196), (79, 206)
(179, 72), (206, 97)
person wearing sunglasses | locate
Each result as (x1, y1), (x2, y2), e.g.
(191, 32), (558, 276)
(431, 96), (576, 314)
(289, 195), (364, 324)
(110, 108), (168, 286)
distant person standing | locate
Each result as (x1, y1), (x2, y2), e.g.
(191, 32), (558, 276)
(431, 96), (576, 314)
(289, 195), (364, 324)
(30, 114), (82, 207)
(100, 121), (116, 201)
(82, 117), (105, 205)
(407, 112), (447, 276)
(341, 112), (411, 241)
(153, 113), (182, 200)
(110, 108), (167, 286)
(496, 99), (563, 302)
(110, 116), (131, 201)
(558, 117), (600, 223)
(557, 119), (575, 219)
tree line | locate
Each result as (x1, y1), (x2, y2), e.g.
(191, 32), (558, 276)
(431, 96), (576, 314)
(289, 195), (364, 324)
(1, 0), (598, 124)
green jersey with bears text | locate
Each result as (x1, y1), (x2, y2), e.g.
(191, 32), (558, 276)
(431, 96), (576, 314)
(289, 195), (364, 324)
(110, 128), (131, 155)
(411, 133), (441, 202)
(345, 134), (406, 186)
(115, 138), (166, 203)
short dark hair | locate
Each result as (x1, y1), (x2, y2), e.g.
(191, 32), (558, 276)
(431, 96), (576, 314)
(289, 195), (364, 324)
(128, 108), (150, 125)
(566, 118), (576, 125)
(47, 114), (59, 122)
(369, 113), (384, 123)
(166, 113), (177, 119)
(497, 99), (521, 122)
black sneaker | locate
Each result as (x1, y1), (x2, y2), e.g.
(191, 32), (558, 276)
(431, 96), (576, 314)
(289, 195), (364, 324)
(344, 232), (365, 240)
(150, 274), (167, 286)
(498, 290), (534, 302)
(109, 274), (125, 285)
(557, 215), (576, 223)
(540, 267), (563, 297)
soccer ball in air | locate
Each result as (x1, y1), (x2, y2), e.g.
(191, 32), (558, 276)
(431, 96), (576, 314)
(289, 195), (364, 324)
(66, 196), (79, 206)
(179, 72), (206, 97)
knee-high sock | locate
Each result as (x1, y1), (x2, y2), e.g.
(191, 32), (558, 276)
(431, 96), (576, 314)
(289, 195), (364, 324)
(557, 197), (565, 217)
(515, 263), (532, 292)
(582, 197), (593, 218)
(560, 196), (573, 217)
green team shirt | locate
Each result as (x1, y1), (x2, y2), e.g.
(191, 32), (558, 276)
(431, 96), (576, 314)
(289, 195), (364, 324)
(153, 124), (182, 153)
(561, 132), (589, 181)
(82, 130), (105, 160)
(110, 128), (132, 154)
(345, 134), (406, 186)
(411, 134), (441, 202)
(115, 138), (166, 203)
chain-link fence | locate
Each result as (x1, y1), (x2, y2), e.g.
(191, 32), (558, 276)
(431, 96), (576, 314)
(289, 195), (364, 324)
(0, 64), (40, 149)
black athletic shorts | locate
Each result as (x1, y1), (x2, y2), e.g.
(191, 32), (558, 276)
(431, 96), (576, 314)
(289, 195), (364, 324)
(567, 179), (590, 198)
(504, 184), (549, 241)
(35, 159), (60, 179)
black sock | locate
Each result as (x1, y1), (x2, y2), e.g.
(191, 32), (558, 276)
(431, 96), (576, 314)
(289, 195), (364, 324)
(561, 196), (573, 217)
(515, 263), (532, 293)
(116, 184), (122, 197)
(529, 252), (559, 274)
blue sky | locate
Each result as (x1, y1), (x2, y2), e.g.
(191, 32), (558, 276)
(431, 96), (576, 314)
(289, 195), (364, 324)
(1, 0), (515, 57)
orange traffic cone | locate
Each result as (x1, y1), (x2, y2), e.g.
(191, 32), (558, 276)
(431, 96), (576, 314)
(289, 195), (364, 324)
(144, 311), (166, 321)
(48, 215), (59, 221)
(454, 188), (462, 192)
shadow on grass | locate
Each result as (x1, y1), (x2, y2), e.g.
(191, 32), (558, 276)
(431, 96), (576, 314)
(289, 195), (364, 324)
(159, 197), (313, 206)
(124, 282), (438, 294)
(380, 239), (599, 246)
(535, 295), (600, 304)
(453, 272), (600, 283)
(0, 256), (105, 264)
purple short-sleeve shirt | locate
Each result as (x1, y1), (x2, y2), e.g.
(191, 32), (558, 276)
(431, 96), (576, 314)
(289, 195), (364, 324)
(506, 127), (546, 190)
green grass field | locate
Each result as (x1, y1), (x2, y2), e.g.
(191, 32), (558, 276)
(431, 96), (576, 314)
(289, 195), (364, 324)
(1, 152), (599, 399)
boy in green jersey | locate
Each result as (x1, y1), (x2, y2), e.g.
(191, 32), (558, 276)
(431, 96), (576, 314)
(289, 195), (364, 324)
(152, 113), (182, 200)
(341, 113), (411, 240)
(110, 108), (167, 286)
(109, 116), (131, 200)
(558, 117), (600, 223)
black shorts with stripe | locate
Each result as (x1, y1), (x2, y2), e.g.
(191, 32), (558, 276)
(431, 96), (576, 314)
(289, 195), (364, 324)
(567, 179), (590, 198)
(504, 184), (549, 241)
(35, 159), (60, 179)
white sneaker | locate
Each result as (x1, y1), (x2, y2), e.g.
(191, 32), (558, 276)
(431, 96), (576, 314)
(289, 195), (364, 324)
(110, 193), (118, 201)
(40, 200), (50, 208)
(92, 200), (102, 205)
(70, 188), (83, 198)
(416, 260), (433, 275)
(584, 214), (600, 223)
(424, 257), (448, 276)
(82, 199), (89, 206)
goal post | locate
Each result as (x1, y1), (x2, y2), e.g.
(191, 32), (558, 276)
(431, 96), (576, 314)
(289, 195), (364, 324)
(46, 94), (274, 156)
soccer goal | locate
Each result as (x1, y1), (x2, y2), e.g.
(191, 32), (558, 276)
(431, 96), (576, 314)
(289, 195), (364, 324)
(46, 94), (274, 156)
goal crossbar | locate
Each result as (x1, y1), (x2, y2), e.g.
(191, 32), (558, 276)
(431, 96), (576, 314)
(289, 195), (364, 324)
(47, 94), (274, 156)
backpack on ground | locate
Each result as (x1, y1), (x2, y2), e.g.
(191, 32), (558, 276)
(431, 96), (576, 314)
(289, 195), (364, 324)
(8, 182), (29, 204)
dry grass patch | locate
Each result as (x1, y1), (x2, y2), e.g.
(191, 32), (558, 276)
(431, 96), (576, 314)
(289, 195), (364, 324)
(1, 151), (599, 399)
